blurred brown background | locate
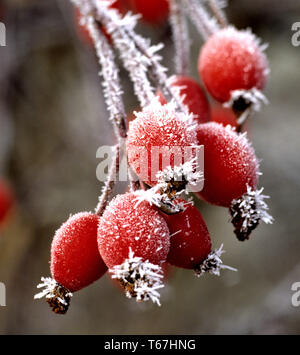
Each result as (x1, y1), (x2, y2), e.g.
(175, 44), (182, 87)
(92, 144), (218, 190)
(0, 0), (300, 334)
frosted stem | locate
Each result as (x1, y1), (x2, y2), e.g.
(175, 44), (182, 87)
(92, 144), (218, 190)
(207, 0), (228, 28)
(169, 0), (190, 76)
(95, 145), (120, 216)
(183, 0), (219, 40)
(91, 0), (155, 107)
(85, 12), (127, 138)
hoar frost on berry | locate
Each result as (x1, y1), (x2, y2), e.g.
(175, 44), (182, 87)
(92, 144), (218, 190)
(230, 185), (274, 241)
(195, 244), (237, 277)
(109, 248), (164, 306)
(134, 96), (197, 131)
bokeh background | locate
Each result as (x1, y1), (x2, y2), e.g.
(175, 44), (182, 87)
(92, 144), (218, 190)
(0, 0), (300, 334)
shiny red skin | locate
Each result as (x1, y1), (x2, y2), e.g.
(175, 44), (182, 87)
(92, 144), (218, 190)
(163, 201), (211, 269)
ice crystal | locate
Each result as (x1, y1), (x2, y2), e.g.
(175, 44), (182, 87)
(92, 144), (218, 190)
(195, 244), (237, 277)
(34, 277), (73, 314)
(230, 185), (274, 241)
(109, 248), (164, 306)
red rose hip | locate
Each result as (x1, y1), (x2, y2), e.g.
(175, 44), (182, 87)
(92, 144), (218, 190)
(127, 99), (197, 186)
(196, 122), (259, 207)
(35, 212), (107, 314)
(199, 27), (269, 113)
(195, 122), (273, 240)
(162, 200), (235, 275)
(98, 192), (170, 305)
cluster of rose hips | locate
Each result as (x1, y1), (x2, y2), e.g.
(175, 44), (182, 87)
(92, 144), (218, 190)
(35, 0), (273, 314)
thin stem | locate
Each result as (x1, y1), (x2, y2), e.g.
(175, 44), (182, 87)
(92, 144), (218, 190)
(95, 144), (119, 216)
(86, 15), (127, 139)
(86, 0), (189, 114)
(207, 0), (228, 28)
(169, 0), (190, 76)
(123, 28), (189, 115)
(183, 0), (219, 41)
(90, 0), (155, 108)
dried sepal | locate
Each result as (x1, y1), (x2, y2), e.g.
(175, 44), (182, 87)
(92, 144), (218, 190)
(34, 277), (73, 315)
(157, 158), (203, 199)
(224, 87), (269, 121)
(230, 185), (274, 241)
(109, 248), (164, 306)
(132, 159), (202, 215)
(194, 244), (237, 277)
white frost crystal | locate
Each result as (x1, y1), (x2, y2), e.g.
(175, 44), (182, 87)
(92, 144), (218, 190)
(109, 248), (164, 306)
(156, 158), (203, 193)
(195, 244), (237, 277)
(230, 185), (274, 240)
(34, 277), (73, 314)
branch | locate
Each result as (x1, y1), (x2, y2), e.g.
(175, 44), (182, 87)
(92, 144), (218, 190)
(85, 14), (127, 138)
(207, 0), (228, 28)
(95, 144), (119, 216)
(183, 0), (219, 40)
(169, 0), (190, 76)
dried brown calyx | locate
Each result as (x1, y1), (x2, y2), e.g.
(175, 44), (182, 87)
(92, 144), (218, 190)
(229, 185), (274, 241)
(194, 244), (237, 277)
(34, 277), (73, 315)
(109, 249), (164, 306)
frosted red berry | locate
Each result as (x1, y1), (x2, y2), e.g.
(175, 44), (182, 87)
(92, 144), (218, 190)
(127, 100), (197, 186)
(211, 104), (238, 128)
(51, 212), (107, 292)
(196, 122), (259, 207)
(199, 27), (268, 103)
(163, 201), (211, 269)
(98, 193), (170, 268)
(129, 0), (169, 24)
(0, 180), (14, 225)
(158, 76), (211, 124)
